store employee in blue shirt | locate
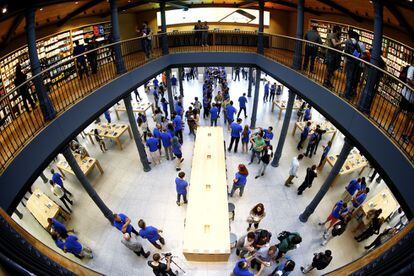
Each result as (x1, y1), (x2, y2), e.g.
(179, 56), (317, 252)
(318, 141), (332, 168)
(48, 217), (74, 238)
(228, 118), (243, 153)
(226, 101), (237, 126)
(210, 103), (219, 126)
(232, 258), (255, 276)
(342, 178), (362, 203)
(237, 93), (248, 118)
(51, 169), (73, 197)
(175, 171), (189, 206)
(138, 219), (165, 249)
(113, 213), (140, 236)
(172, 112), (183, 143)
(264, 127), (274, 146)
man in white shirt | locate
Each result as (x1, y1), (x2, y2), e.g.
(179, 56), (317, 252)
(49, 180), (73, 213)
(285, 154), (304, 187)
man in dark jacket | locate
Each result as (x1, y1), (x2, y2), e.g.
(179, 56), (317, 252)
(302, 26), (322, 73)
(301, 250), (332, 273)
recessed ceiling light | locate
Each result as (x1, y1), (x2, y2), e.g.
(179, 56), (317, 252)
(75, 1), (79, 4)
(40, 8), (44, 11)
(1, 7), (7, 14)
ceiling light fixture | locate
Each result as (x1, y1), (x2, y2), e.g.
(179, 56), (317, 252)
(2, 6), (7, 14)
(40, 8), (44, 11)
(75, 1), (79, 4)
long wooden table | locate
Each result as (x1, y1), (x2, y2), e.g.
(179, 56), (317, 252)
(86, 122), (132, 150)
(325, 148), (369, 176)
(271, 99), (303, 120)
(56, 154), (104, 177)
(292, 120), (338, 142)
(183, 127), (230, 262)
(114, 101), (154, 120)
(26, 189), (70, 229)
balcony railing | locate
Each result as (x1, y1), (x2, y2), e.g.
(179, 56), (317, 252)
(0, 30), (413, 173)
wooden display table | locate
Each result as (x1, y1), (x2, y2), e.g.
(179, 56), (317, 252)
(183, 127), (230, 262)
(26, 189), (70, 229)
(114, 101), (154, 120)
(56, 154), (104, 177)
(356, 188), (399, 221)
(292, 120), (338, 142)
(271, 99), (303, 120)
(87, 122), (132, 150)
(325, 148), (368, 176)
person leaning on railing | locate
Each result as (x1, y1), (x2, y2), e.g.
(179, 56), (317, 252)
(137, 21), (153, 60)
(302, 26), (322, 73)
(323, 25), (344, 89)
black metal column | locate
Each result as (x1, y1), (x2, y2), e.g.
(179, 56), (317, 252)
(299, 138), (354, 222)
(160, 1), (169, 55)
(109, 0), (126, 74)
(271, 90), (295, 167)
(247, 67), (253, 98)
(257, 0), (265, 54)
(61, 147), (114, 223)
(25, 7), (56, 121)
(293, 0), (304, 69)
(124, 94), (151, 172)
(165, 69), (175, 113)
(178, 67), (184, 97)
(358, 0), (383, 114)
(250, 68), (261, 128)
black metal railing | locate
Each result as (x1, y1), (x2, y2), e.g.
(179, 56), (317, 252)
(0, 30), (412, 173)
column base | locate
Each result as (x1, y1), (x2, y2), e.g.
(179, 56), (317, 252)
(299, 213), (308, 223)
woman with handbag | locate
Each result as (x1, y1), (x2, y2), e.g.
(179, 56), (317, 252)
(247, 203), (266, 231)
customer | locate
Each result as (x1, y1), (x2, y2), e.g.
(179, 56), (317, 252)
(276, 231), (302, 255)
(321, 215), (351, 246)
(344, 30), (362, 100)
(160, 130), (173, 160)
(63, 234), (93, 259)
(172, 136), (184, 171)
(297, 165), (317, 195)
(312, 126), (326, 155)
(73, 40), (87, 79)
(51, 169), (73, 197)
(138, 219), (165, 249)
(229, 164), (249, 197)
(285, 154), (304, 187)
(255, 145), (273, 178)
(139, 21), (152, 59)
(323, 25), (343, 88)
(148, 253), (176, 276)
(297, 122), (311, 150)
(354, 215), (384, 242)
(113, 213), (140, 236)
(271, 257), (295, 276)
(228, 118), (243, 153)
(364, 227), (398, 251)
(234, 67), (241, 81)
(247, 203), (266, 230)
(194, 20), (202, 46)
(301, 250), (332, 273)
(269, 83), (276, 103)
(250, 245), (279, 272)
(122, 233), (150, 258)
(236, 232), (256, 258)
(137, 116), (149, 142)
(318, 141), (332, 168)
(171, 75), (178, 95)
(297, 101), (307, 122)
(86, 36), (98, 74)
(48, 218), (74, 238)
(238, 93), (248, 119)
(14, 64), (35, 112)
(175, 171), (189, 206)
(104, 110), (111, 123)
(249, 132), (266, 164)
(342, 178), (362, 202)
(303, 26), (322, 73)
(241, 125), (251, 153)
(146, 133), (161, 165)
(253, 229), (272, 249)
(319, 200), (348, 231)
(353, 209), (382, 234)
(94, 128), (107, 152)
(50, 180), (73, 213)
(201, 21), (209, 47)
(210, 103), (219, 126)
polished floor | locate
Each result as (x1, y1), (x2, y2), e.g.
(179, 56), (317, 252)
(13, 69), (396, 275)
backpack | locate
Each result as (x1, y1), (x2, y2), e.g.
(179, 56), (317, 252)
(399, 65), (410, 82)
(277, 231), (291, 241)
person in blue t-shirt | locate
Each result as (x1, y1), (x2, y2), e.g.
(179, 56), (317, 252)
(175, 102), (183, 117)
(342, 178), (362, 202)
(175, 171), (189, 206)
(226, 101), (237, 129)
(160, 130), (173, 160)
(138, 219), (165, 249)
(297, 121), (311, 150)
(319, 200), (349, 231)
(146, 133), (161, 165)
(48, 218), (74, 238)
(172, 136), (184, 171)
(104, 110), (111, 123)
(350, 188), (370, 211)
(318, 141), (332, 168)
(228, 118), (243, 153)
(64, 235), (93, 259)
(160, 98), (169, 119)
(237, 93), (248, 118)
(305, 132), (318, 158)
(50, 169), (73, 197)
(230, 164), (249, 197)
(52, 233), (65, 251)
(263, 127), (274, 146)
(171, 75), (178, 94)
(113, 213), (139, 236)
(304, 105), (312, 121)
(210, 103), (219, 126)
(172, 112), (183, 143)
(232, 258), (255, 276)
(263, 82), (270, 103)
(271, 257), (295, 276)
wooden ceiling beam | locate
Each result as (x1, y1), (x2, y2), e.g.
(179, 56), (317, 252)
(315, 0), (364, 22)
(56, 0), (103, 27)
(0, 14), (24, 48)
(384, 2), (414, 41)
